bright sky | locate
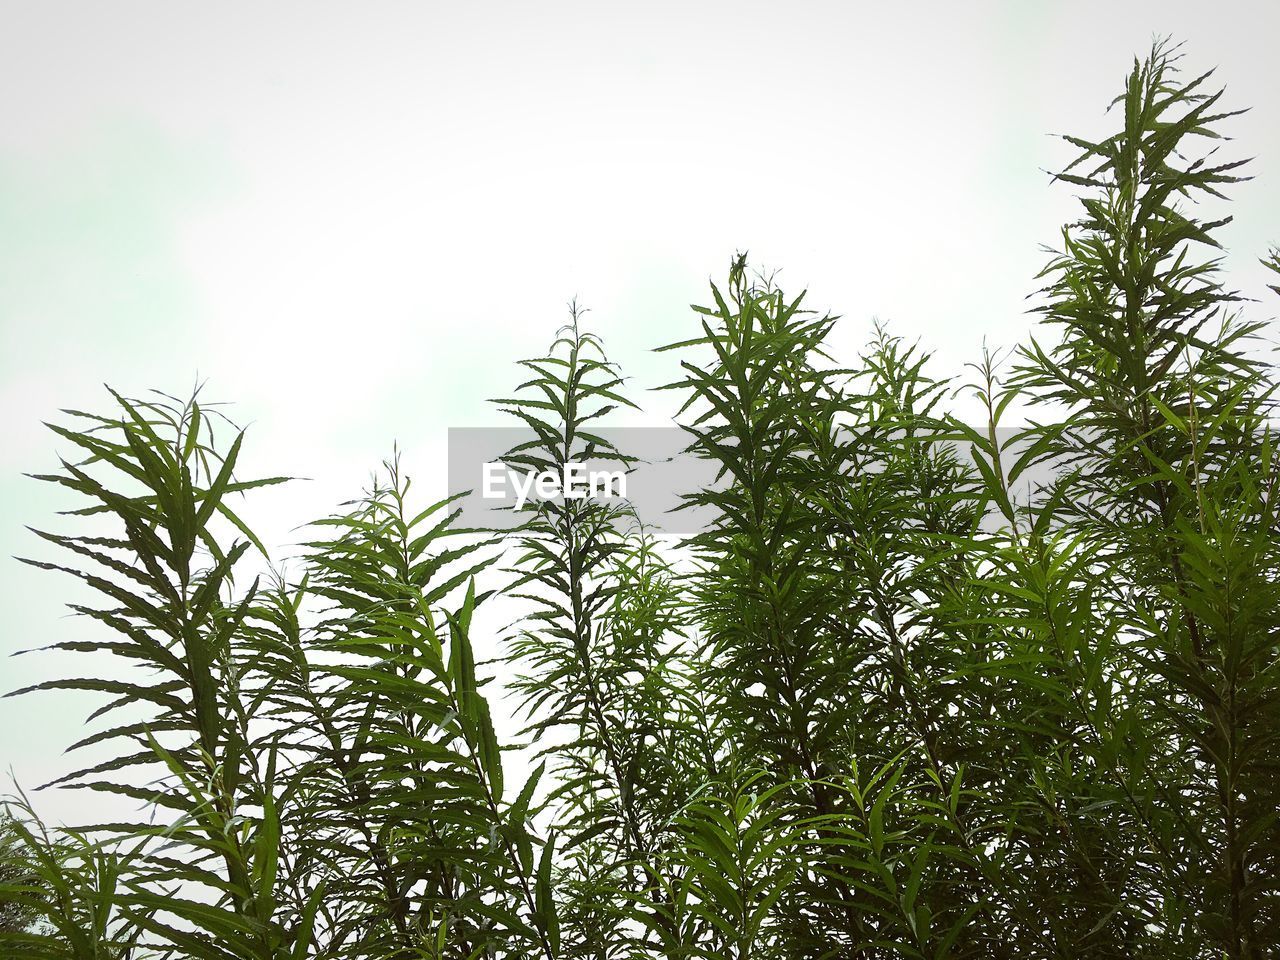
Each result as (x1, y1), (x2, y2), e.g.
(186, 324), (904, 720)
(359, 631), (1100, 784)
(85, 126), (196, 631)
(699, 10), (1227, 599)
(3, 1), (1278, 826)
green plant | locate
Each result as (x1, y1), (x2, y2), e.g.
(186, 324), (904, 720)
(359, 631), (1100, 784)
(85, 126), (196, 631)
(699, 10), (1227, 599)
(4, 39), (1279, 960)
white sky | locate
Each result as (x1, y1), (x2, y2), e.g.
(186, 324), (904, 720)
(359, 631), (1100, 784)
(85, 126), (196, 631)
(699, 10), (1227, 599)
(2, 1), (1278, 825)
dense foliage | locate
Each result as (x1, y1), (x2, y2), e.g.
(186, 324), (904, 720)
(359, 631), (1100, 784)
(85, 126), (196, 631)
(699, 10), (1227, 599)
(3, 44), (1279, 959)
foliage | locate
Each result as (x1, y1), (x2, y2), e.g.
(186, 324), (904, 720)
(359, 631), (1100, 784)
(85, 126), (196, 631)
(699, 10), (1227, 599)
(3, 41), (1279, 960)
(1, 809), (45, 935)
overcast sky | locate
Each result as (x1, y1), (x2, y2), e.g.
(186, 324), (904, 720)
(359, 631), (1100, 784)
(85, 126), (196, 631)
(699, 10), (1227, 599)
(3, 1), (1278, 825)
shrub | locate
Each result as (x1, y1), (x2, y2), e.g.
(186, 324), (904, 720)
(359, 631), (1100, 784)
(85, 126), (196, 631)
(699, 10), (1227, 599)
(3, 42), (1278, 960)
